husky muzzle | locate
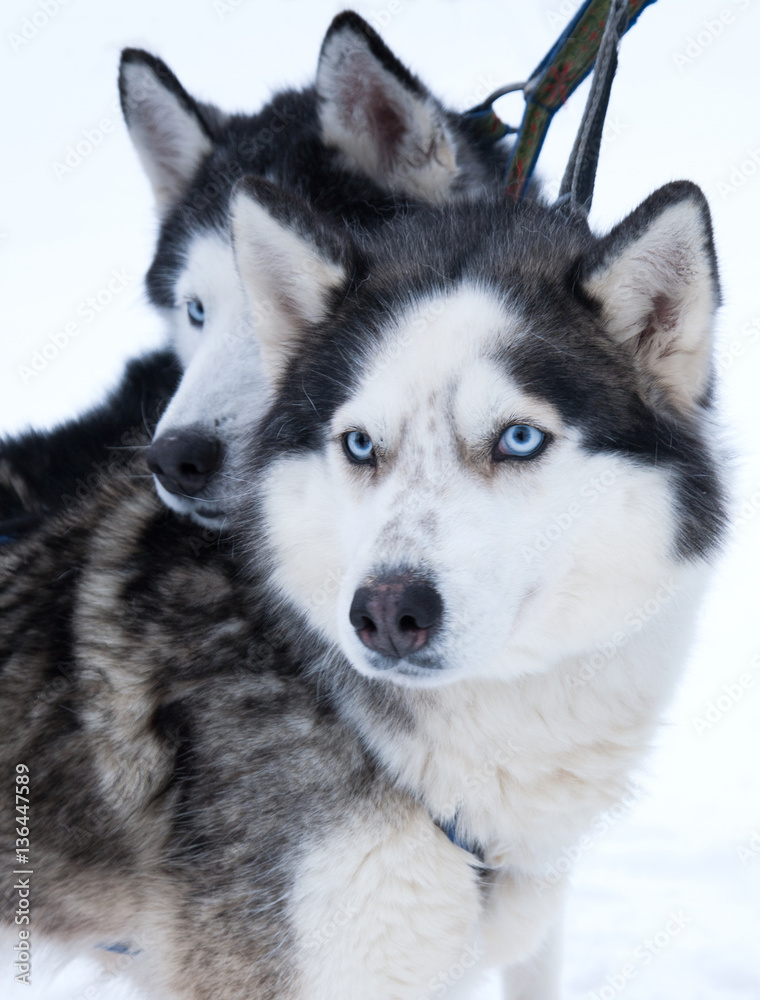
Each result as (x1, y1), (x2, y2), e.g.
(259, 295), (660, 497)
(349, 571), (443, 663)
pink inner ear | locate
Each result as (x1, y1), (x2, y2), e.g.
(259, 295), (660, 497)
(633, 294), (682, 359)
(652, 293), (680, 334)
(338, 53), (408, 167)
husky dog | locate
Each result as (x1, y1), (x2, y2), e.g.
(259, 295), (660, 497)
(121, 11), (511, 528)
(4, 13), (503, 541)
(227, 177), (726, 993)
(0, 178), (725, 999)
(0, 13), (509, 541)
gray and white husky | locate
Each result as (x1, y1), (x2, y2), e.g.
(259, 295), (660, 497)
(121, 11), (511, 528)
(1, 173), (725, 997)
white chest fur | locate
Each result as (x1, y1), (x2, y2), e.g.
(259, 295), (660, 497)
(366, 561), (708, 876)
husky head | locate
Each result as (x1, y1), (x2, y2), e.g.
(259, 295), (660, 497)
(231, 178), (726, 688)
(119, 11), (510, 528)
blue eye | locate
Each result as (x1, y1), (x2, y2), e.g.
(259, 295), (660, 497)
(496, 424), (546, 460)
(187, 299), (205, 328)
(343, 430), (375, 465)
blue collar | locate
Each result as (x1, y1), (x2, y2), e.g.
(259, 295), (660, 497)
(436, 816), (487, 868)
(97, 942), (141, 956)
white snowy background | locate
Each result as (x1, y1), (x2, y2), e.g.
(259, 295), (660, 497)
(1, 0), (759, 997)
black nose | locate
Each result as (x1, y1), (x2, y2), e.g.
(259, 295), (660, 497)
(349, 574), (443, 659)
(146, 430), (222, 497)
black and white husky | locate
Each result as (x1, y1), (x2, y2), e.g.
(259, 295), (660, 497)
(2, 12), (510, 540)
(120, 11), (511, 528)
(0, 173), (725, 997)
(227, 176), (727, 994)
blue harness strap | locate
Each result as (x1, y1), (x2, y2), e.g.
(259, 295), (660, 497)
(0, 511), (43, 545)
(506, 0), (658, 200)
(462, 0), (658, 202)
(97, 942), (142, 957)
(436, 815), (487, 868)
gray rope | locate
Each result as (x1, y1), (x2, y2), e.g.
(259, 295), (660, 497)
(558, 0), (629, 213)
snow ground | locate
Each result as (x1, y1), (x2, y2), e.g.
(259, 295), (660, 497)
(1, 0), (759, 997)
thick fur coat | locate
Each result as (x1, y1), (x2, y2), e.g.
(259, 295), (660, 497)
(1, 179), (726, 998)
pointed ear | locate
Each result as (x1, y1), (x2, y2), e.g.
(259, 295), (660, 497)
(316, 11), (460, 202)
(231, 177), (352, 376)
(119, 49), (216, 213)
(581, 182), (720, 409)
